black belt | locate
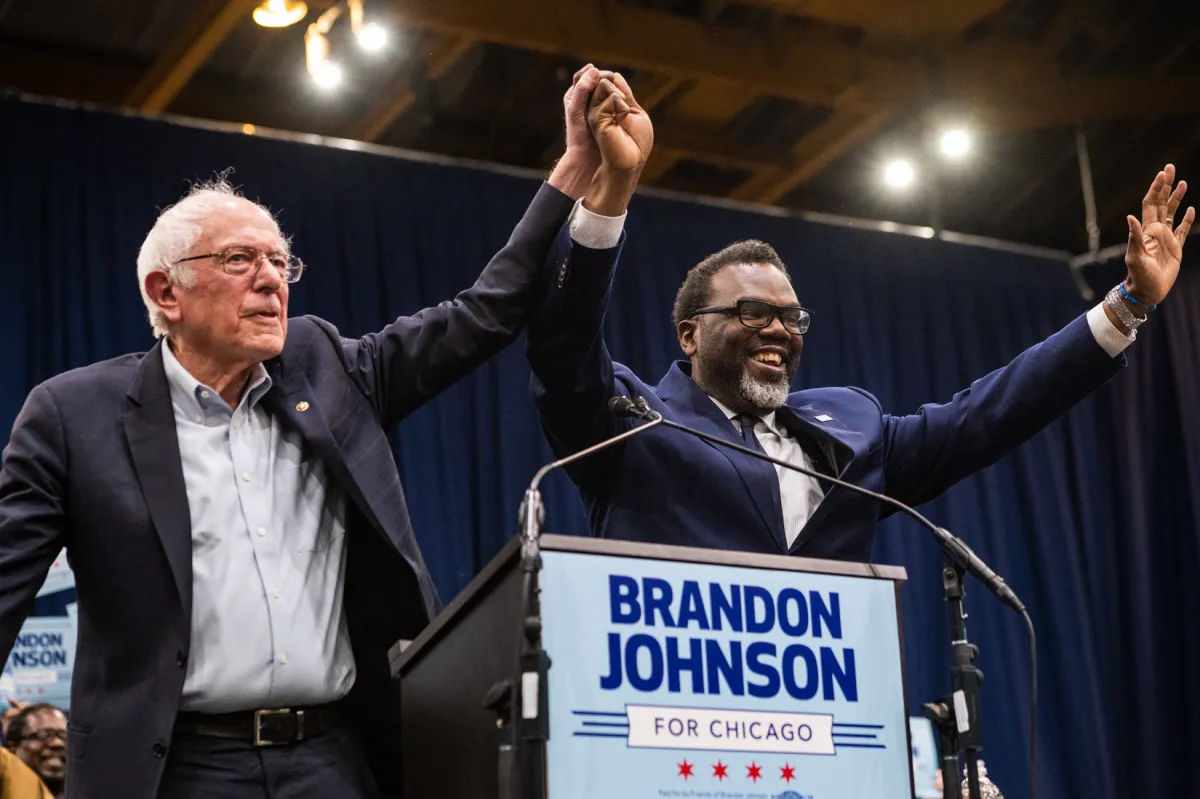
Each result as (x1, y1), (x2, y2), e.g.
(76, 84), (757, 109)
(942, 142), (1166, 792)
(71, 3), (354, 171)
(175, 701), (349, 747)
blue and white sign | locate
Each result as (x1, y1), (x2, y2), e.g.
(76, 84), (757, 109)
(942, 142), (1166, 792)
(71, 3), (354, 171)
(541, 551), (912, 798)
(909, 715), (941, 798)
(4, 550), (78, 711)
(4, 615), (76, 710)
(35, 549), (75, 598)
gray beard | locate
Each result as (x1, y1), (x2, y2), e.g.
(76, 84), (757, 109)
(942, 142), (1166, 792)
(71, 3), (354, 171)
(737, 369), (790, 411)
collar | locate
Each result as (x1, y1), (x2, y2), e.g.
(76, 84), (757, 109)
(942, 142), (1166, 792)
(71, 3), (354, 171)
(161, 338), (272, 423)
(707, 395), (784, 436)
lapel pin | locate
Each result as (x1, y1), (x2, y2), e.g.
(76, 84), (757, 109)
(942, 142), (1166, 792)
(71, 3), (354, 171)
(296, 401), (310, 412)
(815, 414), (833, 422)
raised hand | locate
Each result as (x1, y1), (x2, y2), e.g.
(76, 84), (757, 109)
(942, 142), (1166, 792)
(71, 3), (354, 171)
(1126, 164), (1195, 306)
(587, 73), (654, 174)
(1, 697), (27, 736)
(548, 64), (616, 200)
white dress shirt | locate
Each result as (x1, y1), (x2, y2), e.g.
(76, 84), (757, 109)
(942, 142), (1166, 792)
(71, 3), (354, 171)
(710, 399), (825, 548)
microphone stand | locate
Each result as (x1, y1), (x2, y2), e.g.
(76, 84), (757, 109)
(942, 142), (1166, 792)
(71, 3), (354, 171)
(614, 397), (1023, 799)
(498, 408), (664, 799)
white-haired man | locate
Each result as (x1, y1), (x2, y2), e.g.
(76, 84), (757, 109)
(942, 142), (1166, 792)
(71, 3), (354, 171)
(0, 67), (652, 799)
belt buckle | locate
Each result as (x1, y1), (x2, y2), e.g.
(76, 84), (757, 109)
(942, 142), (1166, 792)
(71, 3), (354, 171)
(254, 708), (301, 747)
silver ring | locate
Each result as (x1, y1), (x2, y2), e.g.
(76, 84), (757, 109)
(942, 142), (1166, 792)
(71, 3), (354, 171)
(1166, 216), (1175, 224)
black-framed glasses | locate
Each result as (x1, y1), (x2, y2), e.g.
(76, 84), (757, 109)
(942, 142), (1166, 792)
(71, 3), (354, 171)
(175, 247), (306, 284)
(690, 299), (812, 335)
(17, 728), (67, 744)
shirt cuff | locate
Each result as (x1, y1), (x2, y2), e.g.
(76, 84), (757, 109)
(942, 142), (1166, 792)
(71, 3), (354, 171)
(568, 198), (625, 250)
(1087, 303), (1136, 357)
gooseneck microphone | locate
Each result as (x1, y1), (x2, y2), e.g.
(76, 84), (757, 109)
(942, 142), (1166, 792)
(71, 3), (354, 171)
(609, 393), (1034, 799)
(608, 395), (1026, 614)
(503, 397), (666, 799)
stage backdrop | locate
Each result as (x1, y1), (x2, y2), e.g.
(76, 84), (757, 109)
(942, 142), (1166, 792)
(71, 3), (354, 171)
(1, 95), (1197, 798)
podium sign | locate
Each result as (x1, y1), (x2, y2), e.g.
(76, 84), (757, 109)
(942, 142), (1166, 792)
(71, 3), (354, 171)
(541, 550), (911, 798)
(392, 536), (910, 799)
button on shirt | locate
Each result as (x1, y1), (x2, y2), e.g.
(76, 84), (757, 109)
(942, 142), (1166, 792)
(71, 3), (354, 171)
(710, 398), (825, 549)
(162, 343), (355, 713)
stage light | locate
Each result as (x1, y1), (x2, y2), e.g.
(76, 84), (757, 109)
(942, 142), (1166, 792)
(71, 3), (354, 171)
(883, 159), (915, 189)
(358, 22), (388, 52)
(253, 0), (308, 28)
(311, 60), (343, 88)
(940, 129), (971, 159)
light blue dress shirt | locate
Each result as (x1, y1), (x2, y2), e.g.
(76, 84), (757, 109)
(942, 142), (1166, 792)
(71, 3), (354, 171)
(162, 342), (356, 713)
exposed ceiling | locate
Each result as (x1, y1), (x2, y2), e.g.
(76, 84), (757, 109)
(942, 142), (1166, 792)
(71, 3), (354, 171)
(1, 0), (1198, 253)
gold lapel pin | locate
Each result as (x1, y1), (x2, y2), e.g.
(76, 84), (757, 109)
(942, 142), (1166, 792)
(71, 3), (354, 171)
(296, 401), (310, 412)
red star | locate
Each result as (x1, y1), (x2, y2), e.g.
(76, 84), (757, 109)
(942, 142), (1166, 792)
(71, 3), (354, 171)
(712, 761), (729, 781)
(780, 763), (796, 783)
(746, 762), (763, 782)
(677, 760), (694, 781)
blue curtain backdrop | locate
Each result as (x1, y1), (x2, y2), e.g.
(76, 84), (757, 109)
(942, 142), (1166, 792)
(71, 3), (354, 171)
(1, 96), (1196, 798)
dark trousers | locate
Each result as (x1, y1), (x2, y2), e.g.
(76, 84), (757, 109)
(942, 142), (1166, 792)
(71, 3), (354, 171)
(158, 727), (381, 799)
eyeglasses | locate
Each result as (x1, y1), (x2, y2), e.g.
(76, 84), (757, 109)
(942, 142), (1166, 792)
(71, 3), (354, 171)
(689, 299), (812, 335)
(175, 247), (306, 284)
(17, 729), (67, 744)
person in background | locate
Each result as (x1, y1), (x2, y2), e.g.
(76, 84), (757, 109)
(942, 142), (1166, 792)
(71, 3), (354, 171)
(0, 746), (54, 799)
(4, 703), (66, 798)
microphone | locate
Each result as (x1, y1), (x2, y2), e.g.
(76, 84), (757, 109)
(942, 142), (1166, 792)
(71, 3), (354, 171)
(610, 395), (1025, 614)
(507, 397), (666, 799)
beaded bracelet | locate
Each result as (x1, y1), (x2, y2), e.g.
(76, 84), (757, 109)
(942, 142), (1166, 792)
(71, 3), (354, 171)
(1119, 282), (1156, 312)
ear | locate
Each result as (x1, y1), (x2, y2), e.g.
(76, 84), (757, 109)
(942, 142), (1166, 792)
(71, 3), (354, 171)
(143, 270), (184, 326)
(678, 319), (699, 358)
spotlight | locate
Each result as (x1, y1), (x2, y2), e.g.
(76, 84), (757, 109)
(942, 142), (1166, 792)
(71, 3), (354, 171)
(939, 129), (971, 159)
(883, 159), (915, 189)
(252, 0), (307, 28)
(358, 22), (388, 52)
(312, 60), (343, 89)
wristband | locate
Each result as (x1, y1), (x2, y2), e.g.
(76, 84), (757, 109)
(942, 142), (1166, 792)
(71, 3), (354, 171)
(1119, 282), (1156, 312)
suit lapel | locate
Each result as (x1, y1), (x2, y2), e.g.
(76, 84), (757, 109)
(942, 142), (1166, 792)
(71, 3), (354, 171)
(122, 341), (193, 620)
(658, 364), (787, 553)
(260, 365), (387, 540)
(774, 405), (856, 479)
(775, 404), (859, 553)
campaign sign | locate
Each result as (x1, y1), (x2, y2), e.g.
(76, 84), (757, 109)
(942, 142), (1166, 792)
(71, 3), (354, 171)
(541, 551), (911, 798)
(35, 549), (75, 598)
(4, 616), (76, 710)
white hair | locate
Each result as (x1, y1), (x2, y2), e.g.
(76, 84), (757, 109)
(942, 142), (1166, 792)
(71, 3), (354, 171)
(135, 176), (281, 338)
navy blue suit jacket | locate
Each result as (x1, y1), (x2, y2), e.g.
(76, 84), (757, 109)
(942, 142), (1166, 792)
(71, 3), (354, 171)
(0, 183), (583, 799)
(529, 230), (1126, 561)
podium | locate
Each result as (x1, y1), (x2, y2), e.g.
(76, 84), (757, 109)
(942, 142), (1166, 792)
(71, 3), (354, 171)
(391, 535), (912, 798)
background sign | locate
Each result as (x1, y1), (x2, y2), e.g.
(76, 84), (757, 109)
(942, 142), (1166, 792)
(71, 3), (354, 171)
(3, 550), (76, 711)
(541, 551), (912, 798)
(909, 715), (941, 798)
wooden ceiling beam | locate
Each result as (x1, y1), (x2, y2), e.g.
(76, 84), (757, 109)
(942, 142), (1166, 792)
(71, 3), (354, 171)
(383, 0), (1199, 135)
(125, 0), (258, 113)
(350, 34), (477, 143)
(384, 0), (906, 108)
(654, 127), (780, 173)
(726, 0), (1008, 36)
(729, 106), (896, 204)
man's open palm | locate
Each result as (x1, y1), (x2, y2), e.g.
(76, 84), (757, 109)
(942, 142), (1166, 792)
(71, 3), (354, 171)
(1127, 164), (1195, 306)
